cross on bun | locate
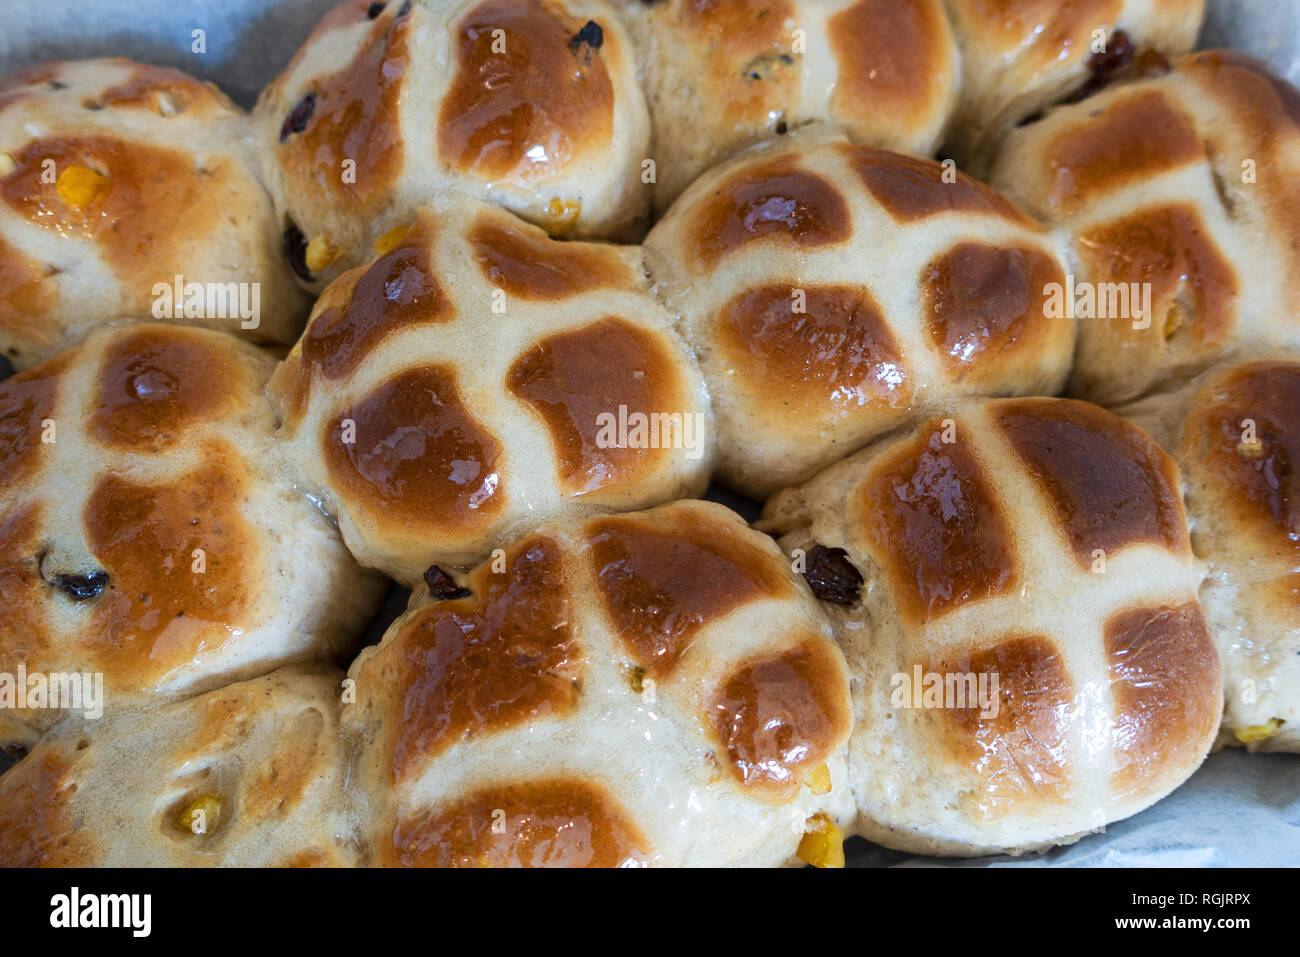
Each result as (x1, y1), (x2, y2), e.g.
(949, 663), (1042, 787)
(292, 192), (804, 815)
(988, 51), (1300, 405)
(255, 0), (652, 290)
(0, 58), (311, 369)
(268, 200), (713, 584)
(1118, 358), (1300, 753)
(643, 131), (1074, 498)
(761, 396), (1221, 855)
(343, 499), (854, 867)
(944, 0), (1204, 172)
(617, 0), (959, 211)
(0, 322), (385, 742)
(0, 666), (361, 867)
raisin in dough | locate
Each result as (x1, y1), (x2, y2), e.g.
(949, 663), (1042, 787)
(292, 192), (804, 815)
(761, 396), (1221, 855)
(616, 0), (959, 211)
(269, 200), (712, 584)
(643, 130), (1074, 498)
(0, 58), (310, 369)
(944, 0), (1204, 173)
(0, 666), (362, 867)
(344, 500), (854, 867)
(0, 322), (386, 742)
(1118, 358), (1300, 753)
(256, 0), (651, 289)
(989, 51), (1300, 405)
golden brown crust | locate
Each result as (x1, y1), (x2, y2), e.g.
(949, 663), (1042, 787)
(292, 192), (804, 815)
(995, 398), (1190, 567)
(89, 326), (249, 453)
(687, 154), (852, 271)
(0, 353), (66, 484)
(469, 213), (636, 298)
(83, 453), (261, 690)
(1074, 204), (1238, 351)
(0, 749), (92, 867)
(709, 636), (853, 803)
(276, 7), (410, 208)
(922, 243), (1065, 374)
(1179, 362), (1300, 544)
(0, 504), (51, 699)
(323, 364), (506, 536)
(843, 145), (1031, 226)
(379, 534), (578, 784)
(674, 0), (799, 133)
(716, 283), (912, 426)
(506, 317), (686, 494)
(439, 0), (615, 185)
(1, 134), (243, 294)
(0, 237), (58, 356)
(1106, 602), (1221, 799)
(387, 776), (651, 867)
(280, 215), (452, 421)
(1039, 90), (1204, 217)
(931, 635), (1075, 818)
(587, 509), (793, 677)
(858, 425), (1019, 625)
(829, 0), (951, 131)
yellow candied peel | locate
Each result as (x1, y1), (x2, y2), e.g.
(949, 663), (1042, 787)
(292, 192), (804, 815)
(1235, 718), (1283, 744)
(544, 197), (581, 235)
(805, 762), (832, 796)
(797, 813), (845, 869)
(1237, 438), (1264, 459)
(174, 793), (224, 836)
(374, 223), (411, 255)
(0, 152), (17, 178)
(304, 234), (338, 273)
(1162, 304), (1184, 340)
(55, 164), (110, 211)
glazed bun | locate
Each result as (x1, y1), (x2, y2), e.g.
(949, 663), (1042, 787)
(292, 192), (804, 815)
(268, 200), (712, 584)
(618, 0), (959, 210)
(343, 500), (854, 867)
(643, 131), (1074, 498)
(1118, 358), (1300, 753)
(256, 0), (651, 289)
(945, 0), (1204, 172)
(761, 396), (1221, 855)
(0, 58), (310, 369)
(0, 666), (361, 867)
(989, 51), (1300, 405)
(0, 322), (385, 742)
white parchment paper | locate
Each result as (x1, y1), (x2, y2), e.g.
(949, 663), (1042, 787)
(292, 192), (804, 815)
(0, 0), (1295, 867)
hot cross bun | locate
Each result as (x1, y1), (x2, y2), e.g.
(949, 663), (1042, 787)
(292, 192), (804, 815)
(944, 0), (1204, 172)
(761, 396), (1221, 855)
(643, 131), (1074, 497)
(0, 666), (361, 867)
(617, 0), (959, 211)
(0, 58), (311, 369)
(268, 200), (712, 584)
(256, 0), (651, 290)
(0, 322), (385, 742)
(1118, 358), (1300, 753)
(989, 51), (1300, 405)
(343, 499), (854, 867)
